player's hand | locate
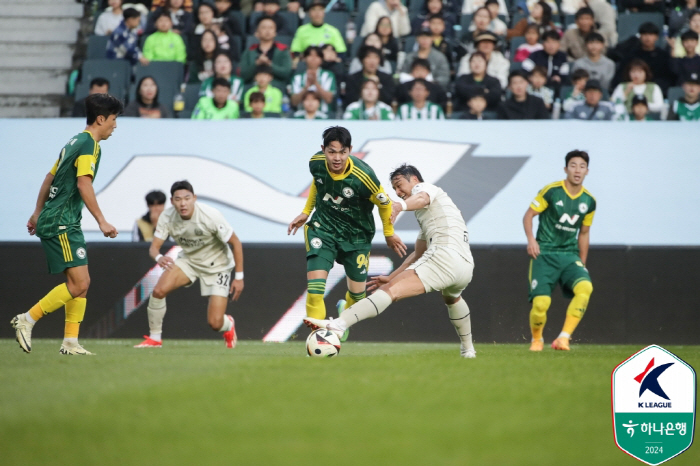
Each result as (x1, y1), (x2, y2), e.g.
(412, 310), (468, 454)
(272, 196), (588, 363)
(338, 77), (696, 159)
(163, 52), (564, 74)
(367, 275), (390, 292)
(99, 221), (118, 238)
(287, 213), (309, 235)
(27, 213), (39, 236)
(386, 234), (407, 257)
(390, 202), (403, 223)
(527, 238), (540, 259)
(230, 279), (244, 301)
(157, 255), (174, 270)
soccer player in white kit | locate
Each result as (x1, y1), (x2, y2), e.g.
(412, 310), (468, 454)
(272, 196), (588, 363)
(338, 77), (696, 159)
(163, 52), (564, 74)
(134, 181), (245, 349)
(304, 165), (476, 358)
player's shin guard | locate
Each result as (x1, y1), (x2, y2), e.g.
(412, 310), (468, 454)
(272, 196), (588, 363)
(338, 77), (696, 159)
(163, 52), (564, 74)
(28, 283), (74, 322)
(338, 290), (392, 328)
(529, 295), (551, 340)
(562, 281), (593, 337)
(345, 290), (366, 308)
(306, 279), (326, 319)
(64, 297), (86, 339)
(447, 298), (474, 351)
(147, 295), (167, 338)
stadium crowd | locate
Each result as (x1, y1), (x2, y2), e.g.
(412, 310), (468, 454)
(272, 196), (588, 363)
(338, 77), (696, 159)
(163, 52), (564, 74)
(74, 0), (700, 120)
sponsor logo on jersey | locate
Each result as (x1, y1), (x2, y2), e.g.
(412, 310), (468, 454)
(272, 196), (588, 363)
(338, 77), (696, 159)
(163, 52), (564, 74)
(194, 228), (204, 236)
(579, 203), (588, 214)
(556, 200), (564, 207)
(316, 178), (323, 184)
(323, 193), (344, 204)
(559, 213), (580, 225)
(76, 247), (86, 259)
(531, 279), (538, 289)
(310, 237), (322, 249)
(342, 187), (354, 198)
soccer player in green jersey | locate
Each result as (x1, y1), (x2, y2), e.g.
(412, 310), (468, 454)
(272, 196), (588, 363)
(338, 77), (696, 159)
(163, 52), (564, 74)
(288, 126), (406, 341)
(12, 94), (123, 355)
(523, 150), (596, 352)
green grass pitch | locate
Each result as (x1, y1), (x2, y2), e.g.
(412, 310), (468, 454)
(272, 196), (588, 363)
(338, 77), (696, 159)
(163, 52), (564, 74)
(1, 340), (698, 466)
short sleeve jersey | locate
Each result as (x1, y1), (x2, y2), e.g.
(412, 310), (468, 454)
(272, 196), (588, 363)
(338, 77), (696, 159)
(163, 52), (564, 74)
(412, 183), (473, 263)
(36, 131), (101, 239)
(530, 181), (596, 254)
(308, 153), (390, 245)
(154, 202), (235, 275)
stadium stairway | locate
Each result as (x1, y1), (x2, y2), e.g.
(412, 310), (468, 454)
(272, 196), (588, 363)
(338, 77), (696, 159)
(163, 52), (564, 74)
(0, 0), (84, 117)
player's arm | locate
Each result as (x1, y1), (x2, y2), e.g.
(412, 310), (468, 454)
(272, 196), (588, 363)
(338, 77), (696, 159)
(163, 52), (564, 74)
(578, 225), (590, 265)
(227, 231), (244, 301)
(149, 235), (174, 270)
(288, 180), (316, 235)
(368, 239), (427, 292)
(370, 186), (407, 257)
(523, 207), (541, 259)
(77, 175), (117, 238)
(27, 172), (54, 235)
(390, 191), (431, 223)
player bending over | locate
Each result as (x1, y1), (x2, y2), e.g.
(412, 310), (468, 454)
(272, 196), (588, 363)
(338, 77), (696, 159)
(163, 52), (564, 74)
(523, 150), (596, 351)
(134, 180), (244, 348)
(288, 126), (406, 342)
(12, 93), (123, 355)
(304, 164), (477, 358)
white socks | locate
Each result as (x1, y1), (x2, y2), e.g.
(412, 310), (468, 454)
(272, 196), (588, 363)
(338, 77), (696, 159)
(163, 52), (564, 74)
(147, 295), (166, 337)
(24, 312), (36, 324)
(63, 337), (78, 345)
(218, 315), (233, 332)
(558, 331), (571, 339)
(337, 290), (393, 329)
(447, 298), (474, 351)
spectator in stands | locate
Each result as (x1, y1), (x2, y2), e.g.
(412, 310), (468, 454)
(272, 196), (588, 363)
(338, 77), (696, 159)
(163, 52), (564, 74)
(564, 79), (614, 119)
(143, 11), (187, 63)
(321, 44), (346, 84)
(124, 76), (173, 118)
(240, 16), (292, 88)
(188, 30), (220, 83)
(212, 0), (245, 36)
(344, 46), (395, 107)
(413, 0), (457, 37)
(630, 95), (651, 120)
(462, 0), (509, 20)
(199, 52), (244, 101)
(290, 0), (347, 57)
(620, 0), (664, 14)
(151, 0), (193, 11)
(192, 77), (240, 119)
(562, 68), (589, 112)
(429, 15), (456, 70)
(361, 0), (411, 38)
(507, 1), (556, 40)
(670, 11), (700, 58)
(514, 24), (543, 62)
(668, 73), (700, 120)
(72, 78), (110, 118)
(291, 46), (336, 114)
(293, 90), (329, 119)
(460, 87), (490, 119)
(610, 59), (664, 114)
(497, 70), (550, 119)
(572, 32), (615, 91)
(95, 0), (124, 36)
(454, 52), (502, 110)
(254, 0), (293, 36)
(528, 66), (554, 110)
(669, 0), (699, 37)
(527, 0), (559, 15)
(243, 65), (283, 113)
(398, 79), (445, 119)
(375, 16), (400, 63)
(343, 79), (395, 120)
(349, 35), (393, 75)
(457, 32), (509, 89)
(286, 0), (302, 16)
(191, 3), (241, 59)
(146, 0), (194, 36)
(107, 8), (148, 65)
(242, 91), (267, 118)
(464, 7), (502, 50)
(402, 30), (450, 89)
(396, 58), (447, 107)
(523, 31), (570, 89)
(132, 190), (167, 242)
(561, 8), (598, 61)
(485, 0), (508, 36)
(671, 30), (700, 85)
(571, 0), (617, 46)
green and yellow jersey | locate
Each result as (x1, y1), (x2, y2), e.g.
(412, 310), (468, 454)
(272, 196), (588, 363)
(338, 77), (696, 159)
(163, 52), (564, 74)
(36, 131), (101, 239)
(530, 180), (596, 254)
(302, 153), (394, 245)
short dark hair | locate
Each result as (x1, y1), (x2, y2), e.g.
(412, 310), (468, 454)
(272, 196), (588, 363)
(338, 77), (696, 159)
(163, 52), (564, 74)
(303, 45), (323, 58)
(249, 91), (265, 103)
(85, 93), (123, 125)
(389, 164), (424, 183)
(410, 78), (429, 91)
(358, 45), (382, 62)
(531, 66), (547, 78)
(571, 68), (590, 82)
(508, 69), (529, 84)
(469, 51), (487, 63)
(428, 13), (444, 22)
(212, 77), (231, 89)
(256, 15), (277, 29)
(638, 22), (659, 35)
(542, 30), (560, 42)
(410, 57), (431, 71)
(681, 29), (699, 42)
(575, 7), (594, 19)
(565, 150), (589, 166)
(302, 89), (321, 101)
(524, 24), (540, 36)
(154, 10), (173, 22)
(585, 31), (605, 43)
(170, 180), (194, 197)
(322, 126), (352, 149)
(146, 190), (166, 206)
(254, 65), (274, 76)
(89, 77), (110, 89)
(123, 8), (140, 20)
(625, 58), (653, 82)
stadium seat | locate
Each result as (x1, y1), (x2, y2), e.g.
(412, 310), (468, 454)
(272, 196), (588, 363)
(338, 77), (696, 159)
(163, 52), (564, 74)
(81, 59), (131, 91)
(617, 12), (664, 43)
(404, 35), (416, 53)
(510, 61), (522, 71)
(510, 12), (526, 28)
(229, 10), (246, 36)
(667, 86), (684, 104)
(303, 11), (350, 36)
(408, 0), (424, 18)
(184, 82), (202, 112)
(460, 14), (473, 33)
(86, 35), (109, 59)
(563, 14), (576, 29)
(508, 35), (526, 61)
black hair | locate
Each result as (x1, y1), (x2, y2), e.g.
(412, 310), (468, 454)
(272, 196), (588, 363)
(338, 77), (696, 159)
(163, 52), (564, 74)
(85, 93), (123, 125)
(536, 1), (553, 27)
(410, 57), (431, 71)
(428, 13), (444, 22)
(542, 30), (560, 42)
(373, 15), (393, 36)
(256, 14), (277, 29)
(358, 45), (382, 62)
(123, 7), (140, 20)
(135, 75), (160, 107)
(249, 91), (266, 103)
(410, 78), (429, 91)
(508, 69), (529, 84)
(638, 22), (660, 35)
(565, 150), (589, 166)
(146, 190), (167, 205)
(302, 89), (321, 101)
(212, 77), (231, 89)
(303, 45), (323, 58)
(198, 29), (221, 60)
(575, 7), (594, 19)
(691, 10), (700, 21)
(322, 126), (352, 149)
(170, 180), (194, 196)
(681, 29), (699, 41)
(585, 31), (605, 43)
(389, 164), (424, 183)
(196, 1), (216, 20)
(254, 64), (274, 76)
(89, 77), (110, 89)
(530, 65), (547, 77)
(154, 10), (173, 22)
(571, 68), (590, 81)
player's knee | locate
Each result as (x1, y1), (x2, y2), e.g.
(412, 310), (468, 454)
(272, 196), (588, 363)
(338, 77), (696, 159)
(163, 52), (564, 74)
(532, 296), (551, 315)
(68, 276), (90, 297)
(208, 315), (223, 330)
(152, 286), (167, 300)
(443, 295), (460, 305)
(574, 280), (593, 298)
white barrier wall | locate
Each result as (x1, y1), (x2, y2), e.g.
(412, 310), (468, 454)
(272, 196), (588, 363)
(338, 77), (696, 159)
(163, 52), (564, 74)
(1, 119), (697, 245)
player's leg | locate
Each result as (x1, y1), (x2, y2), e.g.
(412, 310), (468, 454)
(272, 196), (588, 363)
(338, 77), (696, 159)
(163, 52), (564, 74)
(304, 226), (337, 319)
(528, 255), (556, 351)
(201, 270), (237, 348)
(336, 248), (371, 342)
(441, 255), (476, 358)
(553, 258), (593, 350)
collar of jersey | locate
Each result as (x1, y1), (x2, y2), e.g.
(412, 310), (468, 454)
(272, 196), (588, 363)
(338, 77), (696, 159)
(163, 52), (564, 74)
(326, 156), (353, 180)
(82, 130), (95, 140)
(560, 180), (585, 199)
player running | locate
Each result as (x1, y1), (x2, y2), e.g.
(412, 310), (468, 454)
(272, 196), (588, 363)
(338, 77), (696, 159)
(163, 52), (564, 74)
(303, 164), (477, 358)
(523, 150), (596, 351)
(134, 180), (244, 349)
(12, 93), (123, 355)
(288, 126), (406, 342)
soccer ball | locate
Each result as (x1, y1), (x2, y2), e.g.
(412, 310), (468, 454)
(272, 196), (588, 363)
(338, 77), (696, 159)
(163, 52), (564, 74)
(306, 329), (341, 357)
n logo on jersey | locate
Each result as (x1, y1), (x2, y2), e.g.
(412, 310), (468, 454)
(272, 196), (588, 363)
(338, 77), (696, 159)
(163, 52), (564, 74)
(323, 193), (344, 205)
(559, 213), (580, 225)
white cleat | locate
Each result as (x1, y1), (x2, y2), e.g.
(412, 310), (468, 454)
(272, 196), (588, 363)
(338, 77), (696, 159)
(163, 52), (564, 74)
(59, 342), (95, 355)
(303, 317), (345, 341)
(460, 346), (477, 359)
(11, 314), (34, 353)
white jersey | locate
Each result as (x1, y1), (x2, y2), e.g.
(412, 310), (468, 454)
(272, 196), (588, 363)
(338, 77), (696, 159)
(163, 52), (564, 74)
(154, 202), (235, 275)
(412, 183), (473, 263)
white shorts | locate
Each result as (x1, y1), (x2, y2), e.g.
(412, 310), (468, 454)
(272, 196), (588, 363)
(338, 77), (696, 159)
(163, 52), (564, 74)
(408, 246), (474, 298)
(174, 258), (232, 298)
